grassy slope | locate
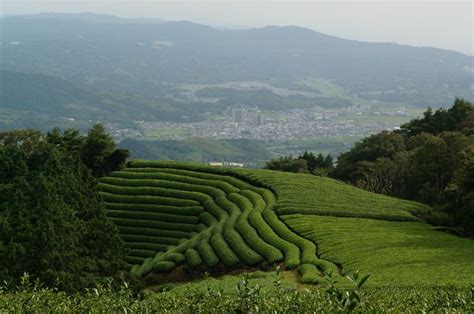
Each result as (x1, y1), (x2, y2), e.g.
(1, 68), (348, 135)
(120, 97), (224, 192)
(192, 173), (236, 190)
(235, 169), (427, 220)
(284, 215), (474, 286)
(101, 161), (474, 287)
(234, 169), (474, 286)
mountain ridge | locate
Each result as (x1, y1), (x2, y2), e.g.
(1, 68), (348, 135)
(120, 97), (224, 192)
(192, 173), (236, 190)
(1, 13), (472, 130)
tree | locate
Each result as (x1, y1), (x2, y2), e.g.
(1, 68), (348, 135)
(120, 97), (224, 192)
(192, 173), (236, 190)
(297, 151), (334, 175)
(0, 130), (127, 292)
(400, 98), (473, 137)
(333, 131), (405, 182)
(265, 156), (308, 173)
(299, 151), (318, 173)
(47, 127), (84, 156)
(46, 124), (129, 177)
(453, 154), (474, 236)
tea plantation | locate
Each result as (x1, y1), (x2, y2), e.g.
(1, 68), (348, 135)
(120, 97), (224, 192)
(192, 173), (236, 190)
(98, 160), (474, 287)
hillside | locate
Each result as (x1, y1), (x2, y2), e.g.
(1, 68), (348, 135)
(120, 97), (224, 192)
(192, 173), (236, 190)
(98, 160), (474, 286)
(1, 13), (473, 130)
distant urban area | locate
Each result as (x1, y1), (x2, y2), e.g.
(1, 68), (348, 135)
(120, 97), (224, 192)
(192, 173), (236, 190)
(106, 104), (413, 143)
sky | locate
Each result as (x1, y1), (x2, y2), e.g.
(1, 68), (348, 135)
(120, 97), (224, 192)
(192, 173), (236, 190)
(2, 1), (473, 56)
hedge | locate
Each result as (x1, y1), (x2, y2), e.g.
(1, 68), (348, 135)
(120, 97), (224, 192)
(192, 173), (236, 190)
(309, 259), (340, 274)
(127, 167), (253, 191)
(210, 233), (239, 267)
(185, 249), (202, 268)
(163, 252), (185, 264)
(229, 193), (283, 264)
(110, 171), (239, 195)
(104, 202), (203, 215)
(152, 261), (176, 273)
(106, 210), (199, 224)
(199, 212), (218, 227)
(276, 206), (418, 222)
(100, 192), (199, 207)
(100, 177), (226, 199)
(99, 183), (208, 202)
(117, 226), (192, 239)
(216, 195), (263, 266)
(126, 242), (169, 252)
(109, 217), (197, 232)
(134, 257), (154, 277)
(120, 234), (180, 246)
(124, 256), (146, 265)
(195, 224), (208, 232)
(262, 209), (318, 266)
(298, 264), (320, 284)
(239, 190), (266, 211)
(262, 210), (300, 269)
(128, 249), (157, 258)
(199, 196), (227, 220)
(196, 236), (219, 267)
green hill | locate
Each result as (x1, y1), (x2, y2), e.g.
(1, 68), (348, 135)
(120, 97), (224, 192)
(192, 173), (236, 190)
(98, 160), (474, 286)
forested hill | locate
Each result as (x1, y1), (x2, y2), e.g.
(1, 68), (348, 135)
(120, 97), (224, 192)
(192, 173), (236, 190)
(1, 13), (472, 129)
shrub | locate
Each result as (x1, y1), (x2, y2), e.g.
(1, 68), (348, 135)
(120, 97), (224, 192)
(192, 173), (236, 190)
(100, 192), (199, 207)
(210, 233), (240, 267)
(163, 253), (185, 264)
(117, 226), (192, 239)
(106, 210), (199, 224)
(298, 264), (320, 284)
(262, 210), (300, 268)
(196, 237), (220, 267)
(128, 249), (157, 258)
(152, 261), (176, 273)
(110, 170), (239, 194)
(104, 202), (203, 215)
(217, 196), (263, 266)
(109, 217), (197, 232)
(230, 193), (283, 264)
(124, 256), (146, 265)
(100, 177), (225, 198)
(199, 212), (218, 227)
(126, 242), (170, 252)
(185, 249), (203, 268)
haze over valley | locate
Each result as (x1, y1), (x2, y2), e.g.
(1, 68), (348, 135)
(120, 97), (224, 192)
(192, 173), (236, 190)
(1, 12), (473, 163)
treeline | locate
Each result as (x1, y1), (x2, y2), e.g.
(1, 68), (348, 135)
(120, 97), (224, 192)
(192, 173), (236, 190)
(333, 98), (473, 235)
(0, 124), (129, 292)
(266, 98), (474, 236)
(265, 151), (334, 176)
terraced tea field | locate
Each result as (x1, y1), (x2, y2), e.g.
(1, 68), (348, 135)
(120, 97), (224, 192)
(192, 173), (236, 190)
(99, 161), (474, 286)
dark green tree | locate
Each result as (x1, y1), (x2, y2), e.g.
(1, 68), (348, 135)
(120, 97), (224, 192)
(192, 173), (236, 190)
(296, 151), (334, 175)
(0, 130), (127, 292)
(333, 98), (474, 236)
(46, 124), (129, 178)
(265, 156), (308, 173)
(453, 154), (474, 236)
(81, 124), (129, 177)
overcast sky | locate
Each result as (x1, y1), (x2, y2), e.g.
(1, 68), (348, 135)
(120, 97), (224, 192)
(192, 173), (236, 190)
(2, 1), (473, 56)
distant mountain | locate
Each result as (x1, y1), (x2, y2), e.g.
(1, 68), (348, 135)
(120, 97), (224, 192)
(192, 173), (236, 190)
(0, 13), (473, 129)
(8, 12), (165, 24)
(0, 69), (212, 130)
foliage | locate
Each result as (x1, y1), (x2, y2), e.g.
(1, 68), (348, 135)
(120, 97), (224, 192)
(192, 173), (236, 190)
(99, 160), (343, 281)
(96, 159), (470, 288)
(333, 98), (474, 235)
(1, 271), (472, 313)
(0, 129), (127, 292)
(264, 151), (334, 176)
(298, 151), (334, 175)
(283, 214), (474, 286)
(265, 155), (309, 173)
(47, 123), (129, 177)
